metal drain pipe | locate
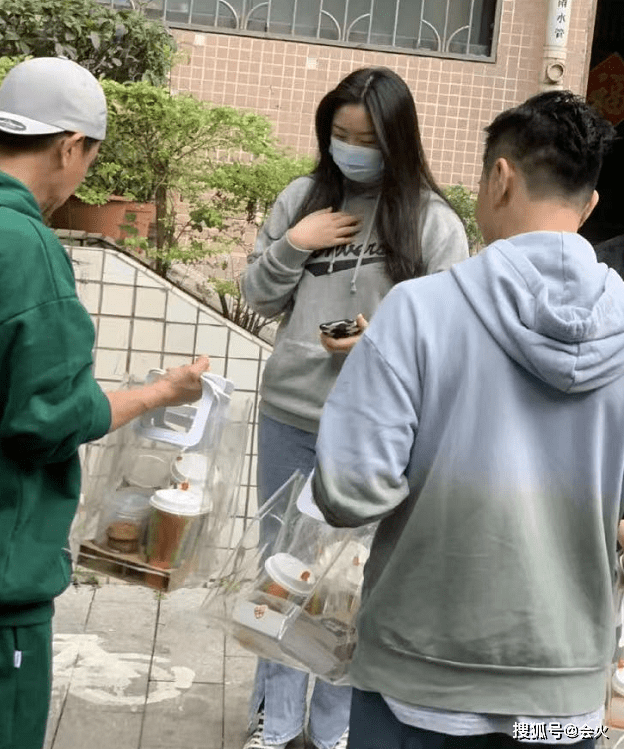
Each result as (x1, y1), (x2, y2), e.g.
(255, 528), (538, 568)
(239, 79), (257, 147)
(540, 0), (574, 90)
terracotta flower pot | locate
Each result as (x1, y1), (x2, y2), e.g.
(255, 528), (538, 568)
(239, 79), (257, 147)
(51, 195), (156, 242)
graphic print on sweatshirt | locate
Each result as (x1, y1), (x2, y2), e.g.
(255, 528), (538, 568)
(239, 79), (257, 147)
(306, 241), (384, 276)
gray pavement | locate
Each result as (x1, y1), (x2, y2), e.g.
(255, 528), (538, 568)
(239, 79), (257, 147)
(45, 570), (256, 749)
(45, 570), (621, 749)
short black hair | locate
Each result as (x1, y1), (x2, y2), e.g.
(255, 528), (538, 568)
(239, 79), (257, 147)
(0, 130), (99, 154)
(483, 90), (616, 202)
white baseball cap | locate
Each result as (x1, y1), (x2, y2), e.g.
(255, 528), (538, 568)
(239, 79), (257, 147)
(0, 57), (107, 140)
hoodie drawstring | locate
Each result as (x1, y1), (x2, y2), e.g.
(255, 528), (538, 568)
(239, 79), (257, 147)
(328, 247), (337, 274)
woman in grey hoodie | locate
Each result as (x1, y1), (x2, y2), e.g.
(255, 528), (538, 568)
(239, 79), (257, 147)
(240, 66), (469, 749)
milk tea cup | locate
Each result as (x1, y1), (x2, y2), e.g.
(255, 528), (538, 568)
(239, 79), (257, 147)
(146, 488), (203, 570)
(259, 552), (316, 608)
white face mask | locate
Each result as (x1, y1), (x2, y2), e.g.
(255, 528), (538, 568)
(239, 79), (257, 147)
(329, 137), (384, 183)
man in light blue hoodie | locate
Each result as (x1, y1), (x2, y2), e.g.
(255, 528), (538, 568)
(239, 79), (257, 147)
(312, 91), (622, 747)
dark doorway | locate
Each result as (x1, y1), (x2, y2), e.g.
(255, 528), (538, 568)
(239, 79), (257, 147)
(581, 0), (624, 245)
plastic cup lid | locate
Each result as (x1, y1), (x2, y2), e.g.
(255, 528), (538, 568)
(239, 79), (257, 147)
(150, 488), (203, 516)
(125, 454), (171, 488)
(109, 487), (152, 518)
(171, 452), (209, 483)
(264, 553), (316, 595)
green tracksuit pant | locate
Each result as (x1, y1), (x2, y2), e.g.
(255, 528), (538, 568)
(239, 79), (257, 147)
(0, 620), (52, 749)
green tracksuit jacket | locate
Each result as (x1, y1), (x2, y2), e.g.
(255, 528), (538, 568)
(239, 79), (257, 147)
(0, 171), (111, 626)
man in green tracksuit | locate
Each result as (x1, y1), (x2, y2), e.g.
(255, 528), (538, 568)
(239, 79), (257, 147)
(0, 58), (210, 749)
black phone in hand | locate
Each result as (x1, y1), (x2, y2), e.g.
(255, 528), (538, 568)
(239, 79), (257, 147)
(319, 319), (359, 339)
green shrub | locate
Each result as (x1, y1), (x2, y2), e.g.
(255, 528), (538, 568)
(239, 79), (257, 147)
(78, 79), (279, 208)
(0, 0), (174, 84)
(78, 79), (283, 276)
(0, 56), (26, 83)
(444, 184), (483, 254)
(208, 154), (315, 222)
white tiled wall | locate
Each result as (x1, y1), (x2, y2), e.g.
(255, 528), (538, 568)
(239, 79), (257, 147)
(68, 244), (272, 537)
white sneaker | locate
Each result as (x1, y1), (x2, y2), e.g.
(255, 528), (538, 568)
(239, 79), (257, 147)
(243, 712), (288, 749)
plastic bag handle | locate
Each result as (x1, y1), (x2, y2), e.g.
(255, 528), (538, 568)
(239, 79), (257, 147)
(135, 370), (233, 447)
(295, 473), (327, 523)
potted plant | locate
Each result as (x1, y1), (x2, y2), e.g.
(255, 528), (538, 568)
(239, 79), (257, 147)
(63, 78), (284, 272)
(50, 80), (161, 242)
(50, 194), (158, 243)
(0, 0), (176, 241)
(50, 77), (284, 244)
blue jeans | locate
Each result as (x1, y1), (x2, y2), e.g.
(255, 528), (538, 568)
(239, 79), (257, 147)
(249, 413), (352, 749)
(348, 690), (597, 749)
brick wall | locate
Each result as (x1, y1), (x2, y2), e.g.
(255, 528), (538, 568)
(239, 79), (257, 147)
(170, 0), (597, 192)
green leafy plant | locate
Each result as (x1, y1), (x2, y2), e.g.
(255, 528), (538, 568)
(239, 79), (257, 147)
(444, 183), (483, 254)
(207, 153), (316, 223)
(195, 154), (314, 336)
(208, 278), (275, 337)
(0, 56), (27, 83)
(0, 0), (175, 84)
(81, 79), (283, 276)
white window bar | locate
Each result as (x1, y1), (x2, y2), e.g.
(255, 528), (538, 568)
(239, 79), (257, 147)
(346, 14), (370, 41)
(245, 3), (267, 29)
(417, 0), (425, 48)
(447, 24), (469, 53)
(466, 0), (476, 54)
(421, 19), (441, 51)
(367, 0), (375, 44)
(101, 0), (495, 58)
(392, 0), (400, 48)
(217, 0), (239, 28)
(320, 9), (341, 40)
(291, 0), (297, 35)
(442, 0), (451, 53)
(186, 0), (195, 25)
(264, 0), (272, 30)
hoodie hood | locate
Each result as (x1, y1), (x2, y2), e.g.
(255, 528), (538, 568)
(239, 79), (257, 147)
(0, 171), (42, 222)
(452, 231), (624, 392)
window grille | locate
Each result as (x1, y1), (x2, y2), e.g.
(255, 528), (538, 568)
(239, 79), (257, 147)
(105, 0), (499, 60)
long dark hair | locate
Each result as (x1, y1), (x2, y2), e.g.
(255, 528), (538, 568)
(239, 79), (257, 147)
(295, 66), (453, 283)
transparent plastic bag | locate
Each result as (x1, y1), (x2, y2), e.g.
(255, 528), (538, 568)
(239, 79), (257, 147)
(605, 554), (624, 731)
(201, 471), (375, 684)
(72, 373), (252, 591)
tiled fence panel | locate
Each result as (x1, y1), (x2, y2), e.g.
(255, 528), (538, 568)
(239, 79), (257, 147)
(68, 243), (272, 540)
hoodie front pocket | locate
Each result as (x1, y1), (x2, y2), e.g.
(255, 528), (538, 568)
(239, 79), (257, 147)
(261, 339), (344, 422)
